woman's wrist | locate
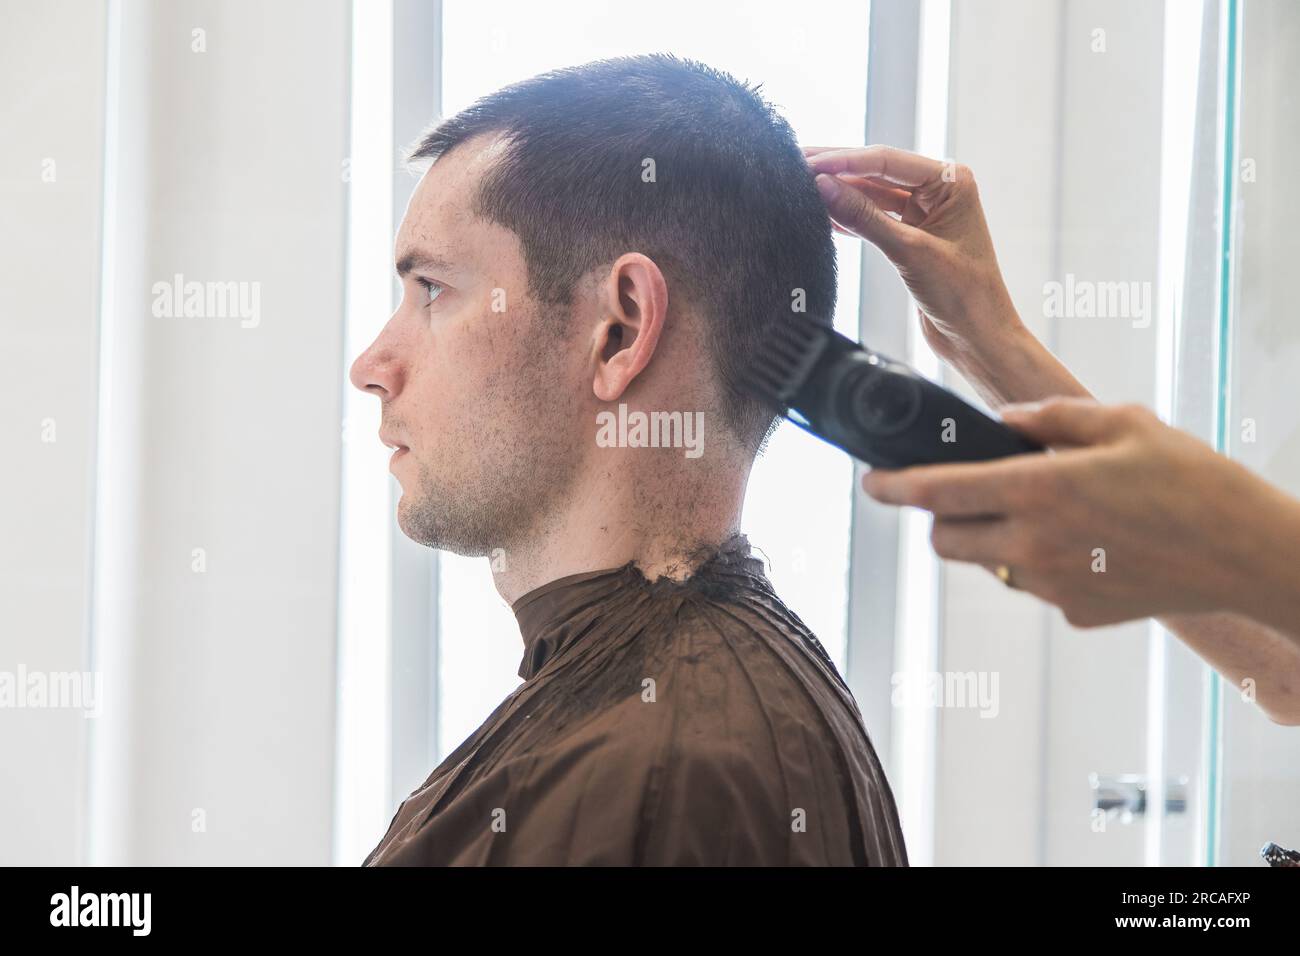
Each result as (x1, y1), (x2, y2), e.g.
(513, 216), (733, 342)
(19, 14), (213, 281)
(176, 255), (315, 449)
(943, 319), (1092, 408)
(1220, 468), (1300, 641)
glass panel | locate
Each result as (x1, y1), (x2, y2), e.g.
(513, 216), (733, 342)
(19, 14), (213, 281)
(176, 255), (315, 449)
(1152, 0), (1222, 867)
(1211, 0), (1300, 866)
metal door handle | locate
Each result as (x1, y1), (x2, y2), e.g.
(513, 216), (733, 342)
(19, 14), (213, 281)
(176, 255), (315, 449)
(1090, 773), (1189, 823)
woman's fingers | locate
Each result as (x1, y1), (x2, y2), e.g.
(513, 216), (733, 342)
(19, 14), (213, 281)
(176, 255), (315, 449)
(835, 175), (913, 215)
(806, 145), (947, 188)
(804, 147), (943, 248)
(861, 457), (1036, 517)
(999, 397), (1134, 449)
(814, 174), (923, 260)
(930, 516), (1015, 564)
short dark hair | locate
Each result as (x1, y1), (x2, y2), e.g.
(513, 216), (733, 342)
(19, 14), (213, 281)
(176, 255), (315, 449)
(410, 54), (837, 454)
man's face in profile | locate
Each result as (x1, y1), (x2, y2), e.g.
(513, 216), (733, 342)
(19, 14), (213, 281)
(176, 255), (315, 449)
(349, 134), (585, 556)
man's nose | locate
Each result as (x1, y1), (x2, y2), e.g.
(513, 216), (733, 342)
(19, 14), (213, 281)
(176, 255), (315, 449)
(349, 333), (402, 398)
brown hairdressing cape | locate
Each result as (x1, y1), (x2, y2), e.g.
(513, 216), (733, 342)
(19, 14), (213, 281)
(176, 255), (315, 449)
(364, 533), (907, 866)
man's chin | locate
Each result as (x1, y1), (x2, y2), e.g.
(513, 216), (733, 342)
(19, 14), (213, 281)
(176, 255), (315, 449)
(395, 494), (487, 557)
(394, 496), (439, 550)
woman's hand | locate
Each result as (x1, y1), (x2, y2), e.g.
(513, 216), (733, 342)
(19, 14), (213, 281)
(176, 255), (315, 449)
(804, 145), (1087, 406)
(817, 148), (1300, 716)
(861, 397), (1300, 633)
(804, 146), (1018, 361)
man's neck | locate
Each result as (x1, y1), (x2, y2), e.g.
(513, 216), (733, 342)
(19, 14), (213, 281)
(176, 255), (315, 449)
(489, 449), (751, 605)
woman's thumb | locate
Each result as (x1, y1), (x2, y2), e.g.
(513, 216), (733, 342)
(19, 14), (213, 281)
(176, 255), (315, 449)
(999, 398), (1121, 449)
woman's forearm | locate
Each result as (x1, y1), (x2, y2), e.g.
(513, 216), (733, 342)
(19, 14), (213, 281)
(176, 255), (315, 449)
(949, 312), (1300, 707)
(1218, 471), (1300, 641)
(1158, 611), (1300, 725)
(944, 318), (1094, 408)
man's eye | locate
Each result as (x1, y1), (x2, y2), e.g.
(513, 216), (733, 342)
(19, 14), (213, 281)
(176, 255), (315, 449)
(417, 278), (444, 307)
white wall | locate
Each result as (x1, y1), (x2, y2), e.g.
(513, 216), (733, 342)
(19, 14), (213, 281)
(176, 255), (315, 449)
(0, 0), (107, 866)
(936, 0), (1062, 867)
(1, 0), (351, 865)
(94, 0), (349, 865)
(938, 0), (1179, 865)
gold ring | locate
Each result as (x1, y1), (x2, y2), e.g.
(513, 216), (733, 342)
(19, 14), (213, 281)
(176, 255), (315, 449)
(995, 564), (1016, 589)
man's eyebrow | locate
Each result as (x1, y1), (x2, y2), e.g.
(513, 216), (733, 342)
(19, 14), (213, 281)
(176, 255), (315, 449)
(395, 250), (456, 277)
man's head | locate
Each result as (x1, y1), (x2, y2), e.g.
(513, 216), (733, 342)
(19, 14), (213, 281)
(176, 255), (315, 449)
(350, 54), (837, 556)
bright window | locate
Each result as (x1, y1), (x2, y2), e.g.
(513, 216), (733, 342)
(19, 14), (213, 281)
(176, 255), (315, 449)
(436, 0), (871, 759)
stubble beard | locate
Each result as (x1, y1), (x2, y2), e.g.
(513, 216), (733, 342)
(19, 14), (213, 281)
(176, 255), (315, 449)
(395, 325), (582, 558)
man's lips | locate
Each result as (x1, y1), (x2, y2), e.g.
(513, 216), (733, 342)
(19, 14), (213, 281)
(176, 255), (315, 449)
(379, 433), (410, 460)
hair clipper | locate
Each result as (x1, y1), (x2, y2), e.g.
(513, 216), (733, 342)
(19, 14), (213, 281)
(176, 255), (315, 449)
(743, 313), (1042, 469)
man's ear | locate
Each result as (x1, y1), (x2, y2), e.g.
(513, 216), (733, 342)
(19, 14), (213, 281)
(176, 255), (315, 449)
(591, 253), (668, 403)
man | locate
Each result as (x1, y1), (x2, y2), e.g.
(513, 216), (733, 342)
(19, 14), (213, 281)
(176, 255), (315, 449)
(350, 55), (906, 865)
